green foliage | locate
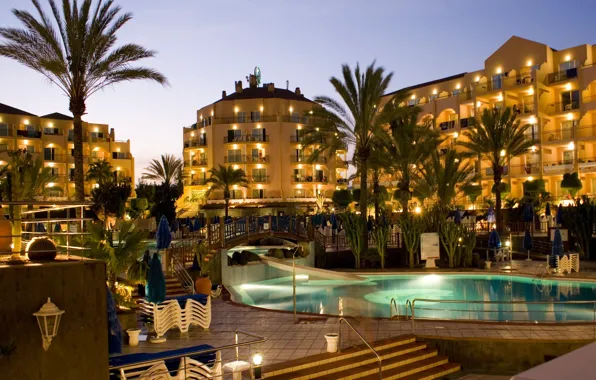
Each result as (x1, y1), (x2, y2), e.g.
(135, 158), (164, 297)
(462, 184), (482, 204)
(142, 154), (183, 187)
(399, 216), (423, 268)
(151, 183), (182, 224)
(523, 179), (545, 196)
(206, 164), (248, 217)
(86, 159), (113, 185)
(193, 241), (212, 275)
(91, 180), (132, 226)
(459, 229), (476, 268)
(372, 220), (390, 269)
(561, 196), (596, 259)
(128, 198), (149, 219)
(340, 212), (367, 269)
(439, 222), (463, 268)
(491, 182), (510, 195)
(561, 172), (582, 197)
(332, 189), (353, 208)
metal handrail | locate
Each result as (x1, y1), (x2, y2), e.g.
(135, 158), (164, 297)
(338, 317), (382, 379)
(389, 298), (398, 320)
(409, 299), (596, 330)
(405, 299), (413, 320)
(171, 253), (195, 295)
(109, 329), (266, 372)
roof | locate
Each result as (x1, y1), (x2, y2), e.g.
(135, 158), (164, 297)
(40, 112), (73, 121)
(215, 86), (314, 104)
(0, 102), (37, 117)
(385, 72), (467, 97)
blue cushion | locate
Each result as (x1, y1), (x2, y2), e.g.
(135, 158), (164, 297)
(109, 344), (215, 377)
(165, 293), (209, 308)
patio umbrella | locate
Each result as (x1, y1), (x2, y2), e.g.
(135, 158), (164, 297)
(330, 214), (338, 230)
(185, 217), (191, 226)
(188, 220), (195, 233)
(545, 202), (551, 217)
(170, 219), (179, 233)
(53, 223), (62, 233)
(145, 252), (166, 304)
(320, 214), (326, 227)
(523, 229), (533, 261)
(487, 206), (496, 223)
(552, 228), (564, 257)
(35, 222), (46, 232)
(107, 286), (122, 354)
(194, 218), (201, 232)
(488, 229), (501, 261)
(523, 203), (534, 223)
(156, 215), (172, 251)
(454, 208), (462, 225)
(556, 205), (564, 226)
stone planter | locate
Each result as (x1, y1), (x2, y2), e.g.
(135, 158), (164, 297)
(126, 329), (141, 347)
(325, 333), (339, 353)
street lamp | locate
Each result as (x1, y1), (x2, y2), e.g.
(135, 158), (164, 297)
(33, 298), (65, 351)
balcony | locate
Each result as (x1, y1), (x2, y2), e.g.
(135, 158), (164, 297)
(291, 175), (328, 183)
(336, 159), (349, 169)
(17, 129), (42, 138)
(213, 115), (277, 124)
(223, 135), (269, 143)
(579, 157), (596, 173)
(543, 160), (574, 174)
(546, 68), (578, 85)
(290, 155), (327, 164)
(281, 115), (311, 124)
(337, 178), (349, 185)
(184, 139), (207, 148)
(112, 152), (132, 160)
(67, 135), (88, 142)
(459, 117), (474, 129)
(185, 159), (208, 166)
(509, 163), (540, 176)
(543, 128), (574, 143)
(43, 127), (63, 136)
(90, 136), (108, 143)
(512, 103), (535, 116)
(545, 101), (580, 114)
(43, 154), (66, 162)
(290, 135), (327, 144)
(251, 176), (270, 183)
(484, 166), (509, 176)
(187, 179), (208, 186)
(438, 120), (457, 131)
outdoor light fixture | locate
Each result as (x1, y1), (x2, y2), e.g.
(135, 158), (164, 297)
(505, 240), (511, 247)
(414, 206), (422, 214)
(475, 75), (480, 82)
(33, 298), (65, 351)
(565, 83), (572, 91)
(567, 113), (574, 121)
(568, 142), (575, 150)
(565, 54), (571, 61)
(528, 176), (534, 182)
(252, 353), (263, 379)
(289, 106), (293, 113)
(500, 149), (506, 157)
(527, 59), (533, 67)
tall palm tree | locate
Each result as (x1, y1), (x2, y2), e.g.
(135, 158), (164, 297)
(415, 149), (477, 211)
(458, 107), (538, 230)
(385, 108), (442, 217)
(0, 0), (168, 200)
(301, 62), (399, 255)
(141, 154), (183, 187)
(86, 158), (113, 185)
(205, 165), (248, 218)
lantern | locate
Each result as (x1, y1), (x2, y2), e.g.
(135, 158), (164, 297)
(33, 298), (65, 351)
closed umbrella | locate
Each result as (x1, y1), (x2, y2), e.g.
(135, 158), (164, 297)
(188, 219), (195, 233)
(454, 208), (462, 225)
(523, 229), (533, 261)
(523, 203), (534, 223)
(53, 223), (62, 233)
(107, 286), (122, 354)
(556, 204), (564, 226)
(331, 214), (338, 230)
(545, 202), (551, 217)
(552, 228), (564, 257)
(35, 222), (46, 232)
(194, 218), (201, 232)
(171, 219), (179, 233)
(488, 229), (501, 261)
(487, 206), (496, 223)
(191, 253), (201, 273)
(145, 252), (166, 304)
(156, 215), (172, 251)
(185, 217), (191, 226)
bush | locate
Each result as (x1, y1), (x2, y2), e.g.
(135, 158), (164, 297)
(561, 172), (582, 197)
(266, 248), (285, 259)
(283, 249), (294, 259)
(232, 251), (248, 265)
(242, 250), (261, 262)
(332, 189), (353, 208)
(491, 182), (510, 195)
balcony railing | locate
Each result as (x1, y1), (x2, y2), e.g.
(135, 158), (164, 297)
(184, 139), (207, 148)
(337, 178), (349, 185)
(579, 157), (596, 172)
(289, 155), (327, 164)
(213, 115), (277, 124)
(459, 117), (474, 129)
(509, 164), (540, 176)
(543, 160), (574, 173)
(485, 166), (509, 176)
(67, 135), (88, 142)
(43, 154), (66, 162)
(281, 115), (311, 124)
(438, 120), (457, 131)
(90, 136), (108, 143)
(112, 152), (132, 160)
(16, 129), (42, 138)
(292, 175), (328, 183)
(290, 135), (327, 144)
(543, 128), (574, 142)
(247, 155), (269, 163)
(43, 128), (63, 136)
(186, 179), (208, 186)
(545, 101), (580, 114)
(224, 135), (269, 143)
(546, 68), (578, 84)
(251, 176), (270, 183)
(185, 159), (208, 166)
(512, 103), (535, 115)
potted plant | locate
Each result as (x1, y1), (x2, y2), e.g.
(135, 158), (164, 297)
(193, 241), (213, 295)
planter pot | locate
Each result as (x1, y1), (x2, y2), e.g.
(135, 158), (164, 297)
(195, 276), (212, 295)
(325, 333), (339, 353)
(127, 329), (141, 347)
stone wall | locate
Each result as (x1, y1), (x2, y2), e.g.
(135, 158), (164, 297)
(0, 260), (108, 380)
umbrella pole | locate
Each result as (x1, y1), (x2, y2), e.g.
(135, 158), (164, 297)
(526, 250), (532, 261)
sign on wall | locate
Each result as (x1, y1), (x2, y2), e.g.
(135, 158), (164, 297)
(550, 228), (569, 242)
(421, 233), (440, 260)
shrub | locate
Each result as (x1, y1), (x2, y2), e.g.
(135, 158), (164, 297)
(561, 172), (582, 197)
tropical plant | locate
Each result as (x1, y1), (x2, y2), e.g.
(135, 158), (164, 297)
(205, 165), (248, 218)
(459, 228), (476, 268)
(384, 107), (441, 217)
(462, 183), (483, 205)
(340, 212), (367, 269)
(399, 215), (423, 268)
(90, 179), (131, 228)
(561, 172), (582, 197)
(0, 0), (167, 200)
(128, 197), (148, 219)
(561, 196), (595, 259)
(458, 107), (537, 231)
(315, 191), (326, 213)
(86, 159), (113, 185)
(439, 221), (463, 268)
(415, 150), (476, 211)
(85, 220), (147, 294)
(0, 150), (60, 259)
(142, 154), (183, 187)
(372, 220), (389, 269)
(300, 63), (403, 258)
(332, 189), (352, 210)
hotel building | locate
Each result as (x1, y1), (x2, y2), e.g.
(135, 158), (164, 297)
(0, 102), (134, 197)
(181, 75), (348, 216)
(378, 36), (596, 205)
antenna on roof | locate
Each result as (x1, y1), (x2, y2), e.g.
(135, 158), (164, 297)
(286, 80), (289, 90)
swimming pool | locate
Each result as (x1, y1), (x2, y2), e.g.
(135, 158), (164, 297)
(228, 274), (596, 322)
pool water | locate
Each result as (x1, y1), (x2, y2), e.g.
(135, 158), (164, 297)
(228, 274), (596, 322)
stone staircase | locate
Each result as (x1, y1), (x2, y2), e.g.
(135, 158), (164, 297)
(262, 335), (460, 380)
(132, 276), (190, 300)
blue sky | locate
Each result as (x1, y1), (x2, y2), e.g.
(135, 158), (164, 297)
(0, 0), (594, 180)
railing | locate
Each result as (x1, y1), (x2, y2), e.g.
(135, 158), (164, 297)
(438, 120), (456, 131)
(170, 253), (194, 295)
(545, 101), (580, 114)
(184, 139), (207, 148)
(290, 135), (327, 144)
(543, 128), (574, 142)
(409, 299), (596, 331)
(291, 175), (328, 183)
(16, 129), (42, 138)
(251, 176), (270, 183)
(546, 68), (578, 84)
(112, 153), (132, 160)
(459, 117), (473, 129)
(224, 135), (270, 143)
(512, 103), (535, 115)
(43, 154), (66, 162)
(390, 298), (398, 320)
(290, 155), (327, 164)
(213, 115), (277, 124)
(281, 115), (311, 124)
(186, 179), (208, 186)
(338, 317), (382, 379)
(108, 330), (266, 378)
(314, 228), (402, 252)
(224, 155), (269, 164)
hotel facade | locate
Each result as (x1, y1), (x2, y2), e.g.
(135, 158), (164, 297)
(377, 36), (596, 206)
(0, 103), (134, 198)
(180, 76), (348, 216)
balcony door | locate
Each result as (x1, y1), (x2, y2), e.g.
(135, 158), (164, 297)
(44, 147), (55, 161)
(252, 168), (266, 181)
(227, 149), (241, 163)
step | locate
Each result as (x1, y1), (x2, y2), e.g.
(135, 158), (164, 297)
(397, 362), (461, 380)
(263, 335), (416, 378)
(356, 356), (451, 380)
(313, 349), (440, 380)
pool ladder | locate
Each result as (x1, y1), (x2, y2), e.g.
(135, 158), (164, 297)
(389, 298), (413, 320)
(532, 264), (552, 293)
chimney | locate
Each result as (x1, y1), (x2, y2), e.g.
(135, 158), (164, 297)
(267, 83), (275, 93)
(235, 80), (243, 93)
(109, 128), (115, 140)
(295, 87), (301, 96)
(249, 74), (257, 88)
(222, 90), (227, 98)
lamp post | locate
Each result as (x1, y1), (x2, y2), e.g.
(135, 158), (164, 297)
(33, 298), (65, 351)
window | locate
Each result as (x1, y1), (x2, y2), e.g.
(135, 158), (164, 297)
(90, 131), (104, 141)
(227, 149), (242, 162)
(70, 148), (75, 157)
(0, 123), (9, 136)
(252, 189), (265, 199)
(69, 168), (75, 181)
(561, 90), (580, 110)
(231, 190), (243, 199)
(68, 129), (74, 141)
(291, 112), (300, 123)
(227, 129), (242, 142)
(251, 111), (260, 122)
(44, 127), (59, 135)
(561, 120), (578, 139)
(492, 74), (502, 90)
(559, 60), (577, 71)
(44, 147), (55, 161)
(251, 148), (263, 162)
(407, 98), (418, 106)
(237, 112), (246, 123)
(429, 94), (438, 102)
(452, 89), (461, 96)
(252, 168), (266, 182)
(26, 145), (35, 153)
(563, 150), (574, 165)
(293, 168), (305, 181)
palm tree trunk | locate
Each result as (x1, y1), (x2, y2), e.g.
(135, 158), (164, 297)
(359, 156), (369, 263)
(70, 97), (86, 201)
(10, 205), (22, 260)
(373, 170), (380, 221)
(494, 171), (502, 232)
(224, 198), (229, 219)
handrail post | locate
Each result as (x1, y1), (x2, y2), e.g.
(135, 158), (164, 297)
(235, 331), (239, 362)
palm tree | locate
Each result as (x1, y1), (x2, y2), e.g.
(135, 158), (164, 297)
(458, 107), (538, 230)
(205, 165), (248, 218)
(415, 150), (477, 211)
(0, 0), (168, 200)
(86, 159), (113, 185)
(385, 107), (442, 216)
(141, 154), (183, 187)
(301, 62), (398, 255)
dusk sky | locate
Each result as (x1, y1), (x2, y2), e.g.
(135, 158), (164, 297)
(0, 0), (594, 181)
